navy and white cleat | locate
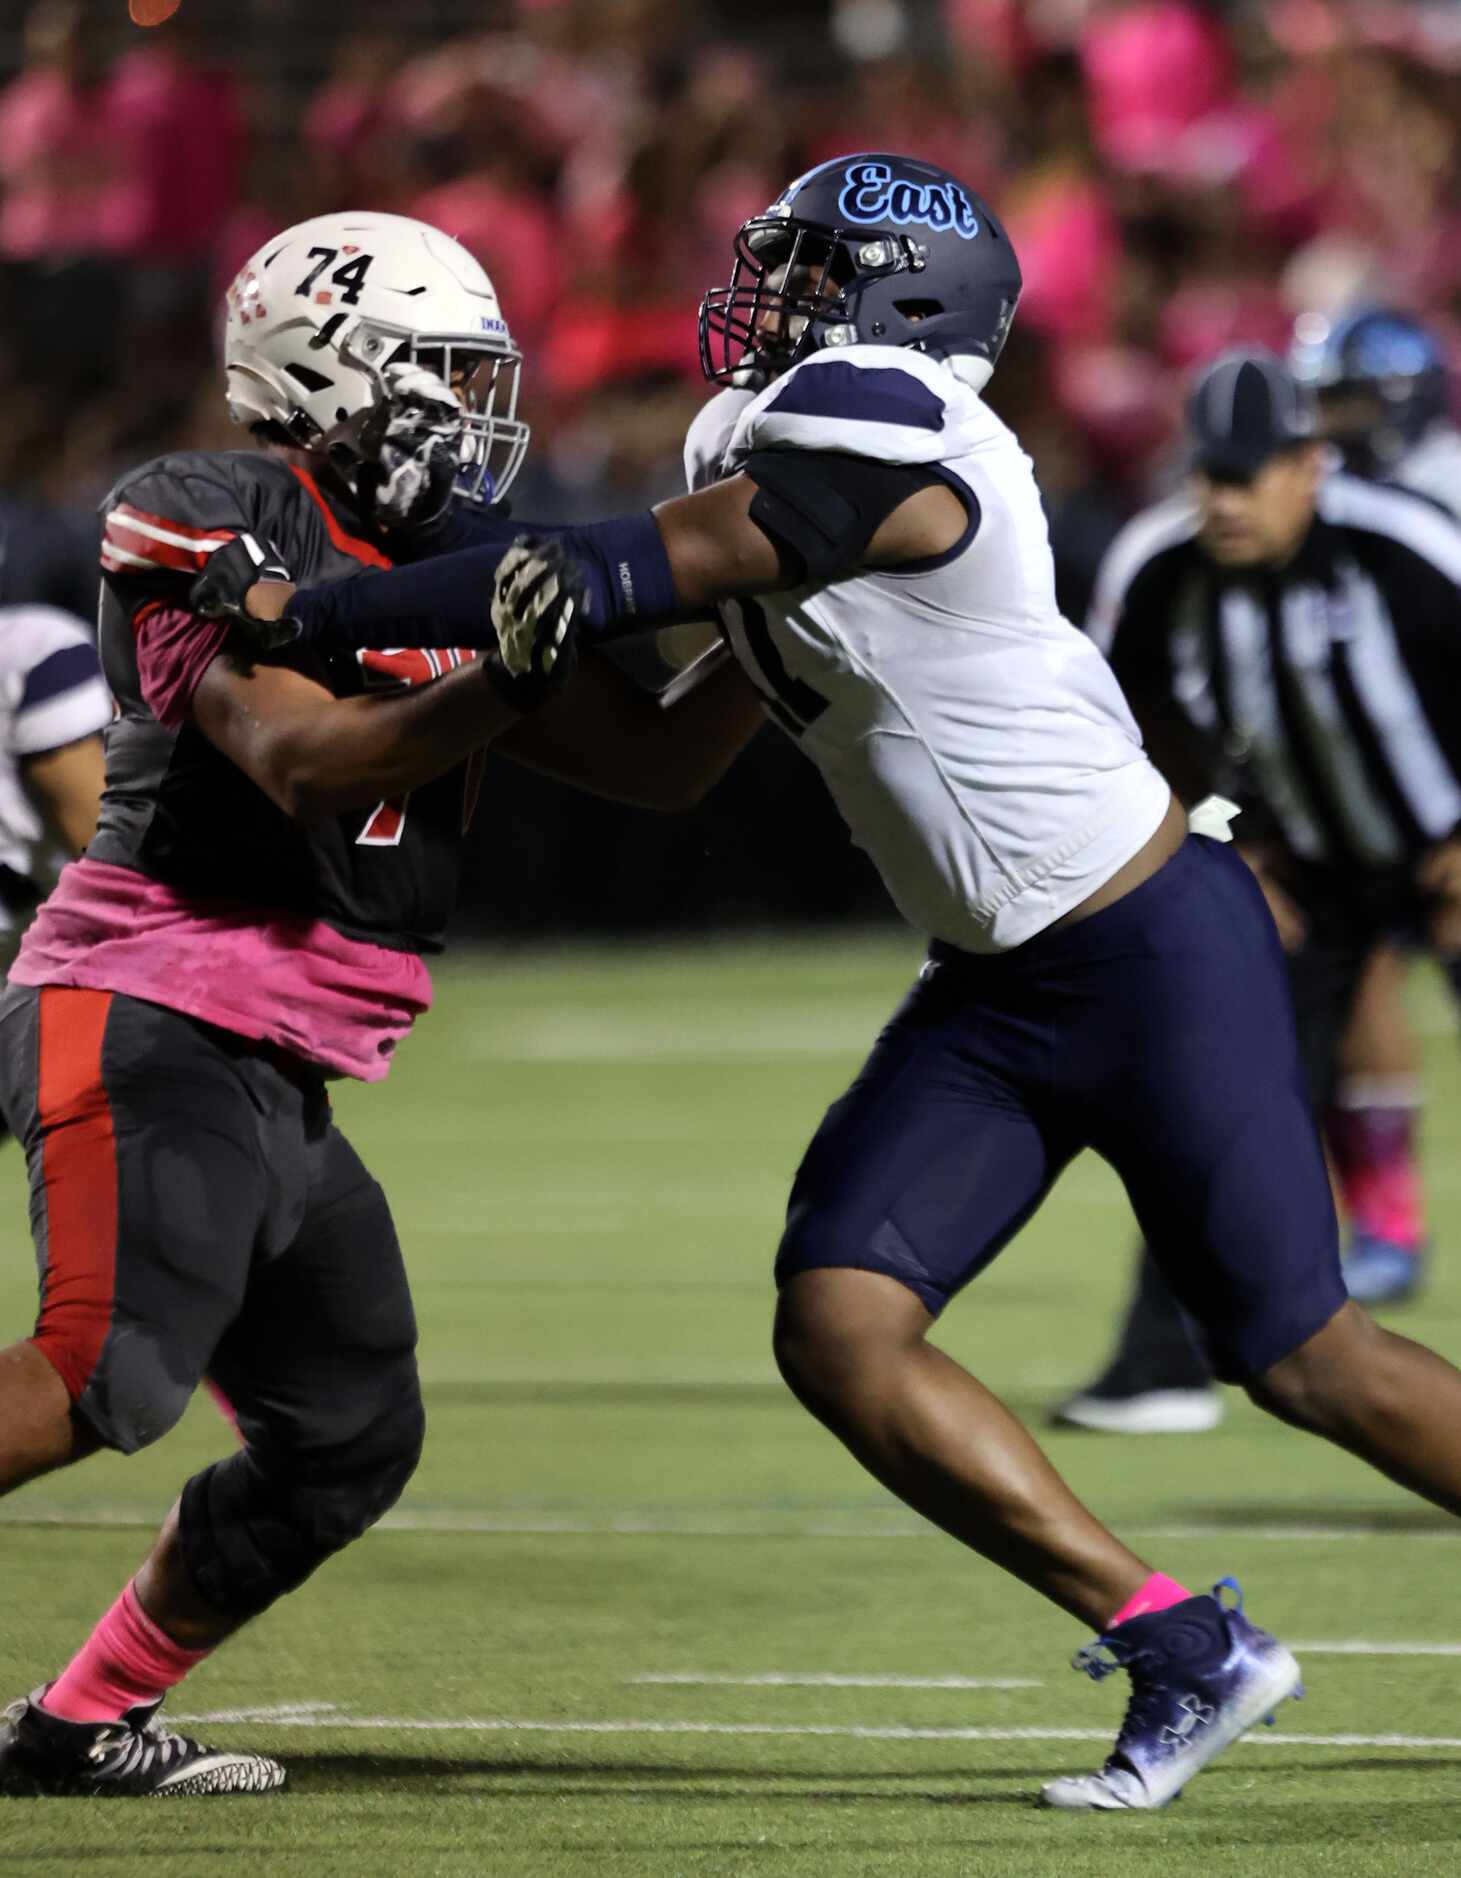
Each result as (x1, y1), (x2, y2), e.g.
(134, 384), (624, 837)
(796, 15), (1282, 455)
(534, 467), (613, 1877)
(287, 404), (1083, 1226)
(0, 1690), (286, 1797)
(1040, 1580), (1301, 1810)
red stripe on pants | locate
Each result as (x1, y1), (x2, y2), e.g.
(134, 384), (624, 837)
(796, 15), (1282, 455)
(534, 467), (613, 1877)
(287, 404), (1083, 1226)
(31, 988), (118, 1400)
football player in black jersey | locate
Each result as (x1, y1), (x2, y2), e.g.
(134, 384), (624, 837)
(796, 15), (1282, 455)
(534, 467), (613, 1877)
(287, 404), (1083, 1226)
(0, 210), (763, 1797)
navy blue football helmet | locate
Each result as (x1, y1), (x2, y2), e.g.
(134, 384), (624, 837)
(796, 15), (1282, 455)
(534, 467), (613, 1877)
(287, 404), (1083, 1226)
(1288, 307), (1449, 475)
(699, 153), (1022, 390)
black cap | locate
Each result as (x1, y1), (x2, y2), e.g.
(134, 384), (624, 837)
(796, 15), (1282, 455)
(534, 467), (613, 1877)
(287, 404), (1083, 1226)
(1186, 349), (1316, 480)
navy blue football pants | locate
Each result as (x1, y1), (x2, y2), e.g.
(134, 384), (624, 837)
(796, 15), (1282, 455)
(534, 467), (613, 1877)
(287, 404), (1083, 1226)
(776, 836), (1348, 1381)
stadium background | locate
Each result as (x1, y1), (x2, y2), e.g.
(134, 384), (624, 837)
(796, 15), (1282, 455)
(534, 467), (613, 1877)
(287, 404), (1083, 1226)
(3, 0), (1460, 936)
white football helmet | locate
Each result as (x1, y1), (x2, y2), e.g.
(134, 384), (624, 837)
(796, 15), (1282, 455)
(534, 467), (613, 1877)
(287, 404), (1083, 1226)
(223, 211), (528, 506)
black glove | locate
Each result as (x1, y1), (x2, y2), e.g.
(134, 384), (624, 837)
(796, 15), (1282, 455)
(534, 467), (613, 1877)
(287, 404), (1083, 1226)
(189, 534), (301, 652)
(485, 536), (585, 711)
(356, 363), (464, 533)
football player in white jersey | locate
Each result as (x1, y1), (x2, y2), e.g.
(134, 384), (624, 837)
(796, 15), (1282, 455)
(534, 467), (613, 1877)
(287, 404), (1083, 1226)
(213, 154), (1461, 1814)
(0, 605), (108, 974)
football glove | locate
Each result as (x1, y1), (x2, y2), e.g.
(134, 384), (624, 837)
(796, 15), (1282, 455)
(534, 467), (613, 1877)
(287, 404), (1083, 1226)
(189, 533), (301, 651)
(356, 362), (464, 532)
(487, 537), (584, 710)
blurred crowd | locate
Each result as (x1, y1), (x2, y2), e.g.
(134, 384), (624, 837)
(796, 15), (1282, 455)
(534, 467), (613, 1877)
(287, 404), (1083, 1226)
(1, 0), (1459, 926)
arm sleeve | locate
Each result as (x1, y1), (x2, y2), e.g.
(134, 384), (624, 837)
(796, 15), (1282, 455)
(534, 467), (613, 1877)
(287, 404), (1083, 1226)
(286, 530), (520, 653)
(383, 498), (572, 562)
(287, 509), (682, 651)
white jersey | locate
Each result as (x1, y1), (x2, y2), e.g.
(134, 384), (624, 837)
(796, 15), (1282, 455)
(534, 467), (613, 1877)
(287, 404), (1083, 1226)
(0, 605), (110, 950)
(684, 346), (1170, 952)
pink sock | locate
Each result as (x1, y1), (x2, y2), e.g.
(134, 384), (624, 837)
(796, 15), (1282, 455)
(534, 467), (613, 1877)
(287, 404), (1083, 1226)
(1107, 1571), (1193, 1631)
(1324, 1084), (1424, 1251)
(42, 1583), (212, 1723)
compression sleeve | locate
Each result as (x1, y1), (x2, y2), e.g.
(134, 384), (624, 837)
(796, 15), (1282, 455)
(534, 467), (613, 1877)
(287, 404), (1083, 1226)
(286, 510), (682, 652)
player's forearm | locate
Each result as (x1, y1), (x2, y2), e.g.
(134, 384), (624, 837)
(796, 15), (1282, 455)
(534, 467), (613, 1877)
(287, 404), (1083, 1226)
(195, 652), (516, 821)
(284, 662), (518, 818)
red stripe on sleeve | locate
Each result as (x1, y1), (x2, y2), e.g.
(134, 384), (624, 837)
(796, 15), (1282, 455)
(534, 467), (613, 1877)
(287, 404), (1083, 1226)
(103, 517), (224, 576)
(112, 501), (233, 545)
(31, 989), (119, 1403)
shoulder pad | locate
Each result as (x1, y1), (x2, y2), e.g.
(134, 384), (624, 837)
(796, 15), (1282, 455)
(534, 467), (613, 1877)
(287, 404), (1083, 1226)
(684, 388), (753, 492)
(728, 346), (954, 470)
(100, 451), (292, 582)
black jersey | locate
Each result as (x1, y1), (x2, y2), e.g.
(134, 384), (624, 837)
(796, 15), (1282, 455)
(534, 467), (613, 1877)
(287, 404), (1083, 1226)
(92, 450), (479, 954)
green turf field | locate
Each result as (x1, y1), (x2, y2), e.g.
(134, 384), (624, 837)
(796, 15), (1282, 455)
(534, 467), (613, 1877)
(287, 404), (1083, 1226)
(3, 936), (1461, 1875)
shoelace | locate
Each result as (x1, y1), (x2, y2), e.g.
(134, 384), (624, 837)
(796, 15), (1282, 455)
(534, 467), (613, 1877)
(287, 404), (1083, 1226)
(87, 1719), (196, 1779)
(1071, 1641), (1171, 1756)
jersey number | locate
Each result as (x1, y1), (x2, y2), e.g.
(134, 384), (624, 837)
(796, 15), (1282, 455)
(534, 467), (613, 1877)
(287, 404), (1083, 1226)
(355, 648), (483, 846)
(295, 247), (375, 306)
(724, 596), (829, 737)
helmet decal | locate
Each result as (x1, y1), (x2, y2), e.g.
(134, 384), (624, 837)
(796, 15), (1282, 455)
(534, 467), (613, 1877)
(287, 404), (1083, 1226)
(837, 161), (979, 241)
(698, 153), (1021, 389)
(222, 210), (530, 507)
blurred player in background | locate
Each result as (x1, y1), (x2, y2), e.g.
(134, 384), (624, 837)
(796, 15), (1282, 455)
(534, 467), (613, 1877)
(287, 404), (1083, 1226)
(224, 154), (1461, 1815)
(1057, 349), (1461, 1436)
(1291, 310), (1461, 1311)
(0, 209), (761, 1799)
(0, 604), (107, 980)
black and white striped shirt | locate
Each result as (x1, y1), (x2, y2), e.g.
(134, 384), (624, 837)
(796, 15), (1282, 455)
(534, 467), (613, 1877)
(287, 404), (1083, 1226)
(1088, 474), (1461, 869)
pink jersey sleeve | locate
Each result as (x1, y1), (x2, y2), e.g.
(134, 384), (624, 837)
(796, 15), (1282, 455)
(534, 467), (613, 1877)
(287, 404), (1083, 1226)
(134, 603), (231, 729)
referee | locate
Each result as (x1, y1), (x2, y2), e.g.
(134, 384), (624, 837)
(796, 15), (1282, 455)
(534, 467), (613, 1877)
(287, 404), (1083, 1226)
(1057, 348), (1461, 1434)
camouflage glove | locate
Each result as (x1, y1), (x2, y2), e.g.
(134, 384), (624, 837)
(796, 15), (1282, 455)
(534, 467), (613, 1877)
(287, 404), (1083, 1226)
(357, 362), (464, 531)
(486, 537), (584, 711)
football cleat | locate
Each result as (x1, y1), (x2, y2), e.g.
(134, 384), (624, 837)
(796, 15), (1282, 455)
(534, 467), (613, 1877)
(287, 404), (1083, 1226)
(1040, 1580), (1301, 1810)
(1341, 1234), (1424, 1306)
(0, 1690), (286, 1797)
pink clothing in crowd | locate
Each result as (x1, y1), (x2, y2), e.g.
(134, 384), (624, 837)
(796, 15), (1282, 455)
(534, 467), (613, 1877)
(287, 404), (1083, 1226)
(1079, 0), (1235, 172)
(1006, 176), (1120, 344)
(106, 49), (246, 261)
(0, 69), (124, 259)
(11, 859), (432, 1084)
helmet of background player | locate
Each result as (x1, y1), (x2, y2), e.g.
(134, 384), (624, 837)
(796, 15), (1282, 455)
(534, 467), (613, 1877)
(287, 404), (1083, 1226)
(222, 211), (530, 507)
(1288, 307), (1448, 479)
(699, 152), (1023, 394)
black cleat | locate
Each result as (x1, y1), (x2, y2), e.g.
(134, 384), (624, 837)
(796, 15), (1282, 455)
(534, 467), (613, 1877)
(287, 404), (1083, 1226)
(0, 1690), (287, 1797)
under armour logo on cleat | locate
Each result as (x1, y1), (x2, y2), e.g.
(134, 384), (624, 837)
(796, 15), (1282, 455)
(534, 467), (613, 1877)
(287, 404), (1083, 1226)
(1159, 1695), (1215, 1748)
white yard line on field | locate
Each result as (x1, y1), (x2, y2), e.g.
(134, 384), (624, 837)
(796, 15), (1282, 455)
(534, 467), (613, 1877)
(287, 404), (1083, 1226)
(7, 1505), (1461, 1545)
(164, 1711), (1461, 1751)
(628, 1647), (1461, 1686)
(626, 1674), (1043, 1690)
(1290, 1641), (1461, 1656)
